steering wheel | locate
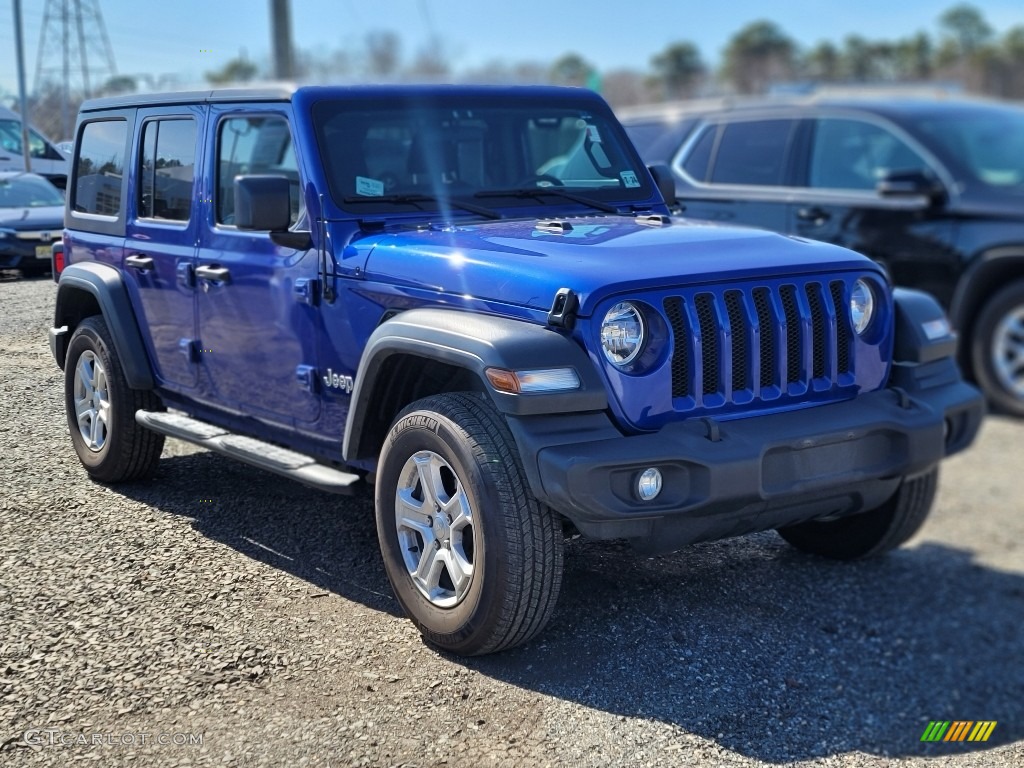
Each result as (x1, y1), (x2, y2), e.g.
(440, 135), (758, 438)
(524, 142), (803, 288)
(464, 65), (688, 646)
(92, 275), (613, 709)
(517, 174), (565, 188)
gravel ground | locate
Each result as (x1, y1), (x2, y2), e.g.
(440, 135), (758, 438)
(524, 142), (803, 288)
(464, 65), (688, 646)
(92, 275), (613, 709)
(1, 274), (1021, 768)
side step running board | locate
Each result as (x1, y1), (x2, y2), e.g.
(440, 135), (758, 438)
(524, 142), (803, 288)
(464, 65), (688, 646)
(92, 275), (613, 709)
(136, 410), (361, 495)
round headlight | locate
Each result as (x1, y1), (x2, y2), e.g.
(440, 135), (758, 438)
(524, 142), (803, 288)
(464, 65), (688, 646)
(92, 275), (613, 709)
(600, 301), (645, 366)
(850, 279), (875, 335)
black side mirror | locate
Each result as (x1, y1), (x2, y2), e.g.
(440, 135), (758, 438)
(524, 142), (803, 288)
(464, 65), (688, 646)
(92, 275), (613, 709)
(647, 164), (678, 208)
(234, 175), (292, 232)
(876, 169), (945, 202)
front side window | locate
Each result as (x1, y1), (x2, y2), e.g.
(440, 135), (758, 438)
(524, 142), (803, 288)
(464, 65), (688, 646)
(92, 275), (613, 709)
(709, 120), (796, 186)
(73, 119), (127, 216)
(809, 118), (929, 190)
(138, 119), (196, 221)
(217, 116), (300, 226)
(312, 97), (653, 214)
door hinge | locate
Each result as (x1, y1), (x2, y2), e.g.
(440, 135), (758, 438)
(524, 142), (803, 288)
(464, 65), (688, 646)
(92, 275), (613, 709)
(179, 338), (198, 362)
(294, 278), (319, 306)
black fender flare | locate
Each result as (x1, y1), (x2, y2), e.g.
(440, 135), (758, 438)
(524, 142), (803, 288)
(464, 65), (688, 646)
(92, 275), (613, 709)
(342, 308), (607, 462)
(52, 262), (155, 390)
(949, 247), (1024, 334)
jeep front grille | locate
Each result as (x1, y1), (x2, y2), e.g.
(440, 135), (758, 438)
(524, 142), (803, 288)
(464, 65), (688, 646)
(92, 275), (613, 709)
(664, 280), (853, 404)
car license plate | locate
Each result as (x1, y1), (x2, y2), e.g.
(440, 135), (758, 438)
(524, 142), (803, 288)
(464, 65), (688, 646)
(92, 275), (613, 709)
(35, 244), (51, 259)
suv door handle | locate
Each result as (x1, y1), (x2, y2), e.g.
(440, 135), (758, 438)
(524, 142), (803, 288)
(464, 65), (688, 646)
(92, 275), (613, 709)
(195, 265), (232, 284)
(125, 254), (155, 271)
(796, 207), (831, 223)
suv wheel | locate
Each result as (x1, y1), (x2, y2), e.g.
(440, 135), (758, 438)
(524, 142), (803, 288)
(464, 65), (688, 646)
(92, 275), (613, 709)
(971, 280), (1024, 416)
(64, 316), (165, 482)
(375, 392), (563, 655)
(776, 468), (938, 560)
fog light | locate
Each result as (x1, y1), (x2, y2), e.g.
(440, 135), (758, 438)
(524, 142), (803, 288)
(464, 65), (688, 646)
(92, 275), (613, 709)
(637, 468), (662, 501)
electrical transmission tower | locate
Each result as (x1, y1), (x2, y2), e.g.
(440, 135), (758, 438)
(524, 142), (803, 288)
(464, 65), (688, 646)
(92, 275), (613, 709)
(33, 0), (118, 139)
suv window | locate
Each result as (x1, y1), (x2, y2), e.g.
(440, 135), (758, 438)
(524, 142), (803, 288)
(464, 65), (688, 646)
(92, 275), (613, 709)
(709, 120), (796, 186)
(73, 119), (128, 216)
(809, 118), (928, 190)
(217, 116), (300, 226)
(0, 119), (64, 160)
(138, 119), (196, 222)
(681, 124), (716, 182)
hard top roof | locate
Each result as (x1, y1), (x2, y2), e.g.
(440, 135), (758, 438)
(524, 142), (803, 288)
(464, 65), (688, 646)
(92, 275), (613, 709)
(79, 83), (604, 113)
(79, 85), (295, 112)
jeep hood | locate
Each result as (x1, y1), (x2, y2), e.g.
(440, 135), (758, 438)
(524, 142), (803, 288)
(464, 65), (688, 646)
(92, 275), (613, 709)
(359, 216), (882, 317)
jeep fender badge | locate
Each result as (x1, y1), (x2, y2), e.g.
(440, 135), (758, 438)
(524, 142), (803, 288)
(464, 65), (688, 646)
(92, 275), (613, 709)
(322, 368), (355, 394)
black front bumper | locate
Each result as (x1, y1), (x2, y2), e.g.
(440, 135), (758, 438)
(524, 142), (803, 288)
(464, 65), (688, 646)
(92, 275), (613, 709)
(508, 359), (984, 553)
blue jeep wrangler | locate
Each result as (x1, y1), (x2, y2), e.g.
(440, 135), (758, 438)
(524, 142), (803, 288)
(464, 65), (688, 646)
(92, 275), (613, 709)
(50, 85), (983, 655)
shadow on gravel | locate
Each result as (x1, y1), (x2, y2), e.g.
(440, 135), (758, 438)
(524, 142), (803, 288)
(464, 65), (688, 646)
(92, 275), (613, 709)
(116, 452), (1020, 762)
(465, 536), (1023, 763)
(115, 452), (402, 618)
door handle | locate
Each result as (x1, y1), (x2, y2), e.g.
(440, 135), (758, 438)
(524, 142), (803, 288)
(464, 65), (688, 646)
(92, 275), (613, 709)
(125, 254), (155, 271)
(195, 264), (231, 284)
(796, 207), (831, 224)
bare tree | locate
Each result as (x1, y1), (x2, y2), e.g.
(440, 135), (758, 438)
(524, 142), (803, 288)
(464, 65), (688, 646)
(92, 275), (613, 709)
(205, 57), (259, 86)
(601, 69), (652, 108)
(410, 37), (450, 79)
(550, 53), (593, 87)
(365, 30), (401, 78)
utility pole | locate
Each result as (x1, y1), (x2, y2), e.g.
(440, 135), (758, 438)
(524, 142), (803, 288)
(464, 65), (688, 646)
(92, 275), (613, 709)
(270, 0), (295, 79)
(12, 0), (32, 172)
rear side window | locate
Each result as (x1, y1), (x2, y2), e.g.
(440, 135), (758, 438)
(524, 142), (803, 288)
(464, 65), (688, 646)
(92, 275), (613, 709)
(217, 116), (300, 226)
(138, 119), (197, 221)
(74, 119), (128, 216)
(709, 120), (796, 186)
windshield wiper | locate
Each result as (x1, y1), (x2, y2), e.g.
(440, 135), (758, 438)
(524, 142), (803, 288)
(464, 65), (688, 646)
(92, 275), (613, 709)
(342, 193), (502, 220)
(474, 187), (620, 214)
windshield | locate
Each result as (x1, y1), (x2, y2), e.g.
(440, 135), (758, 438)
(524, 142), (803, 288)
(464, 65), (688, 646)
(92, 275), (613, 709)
(909, 105), (1024, 191)
(0, 175), (64, 208)
(312, 96), (653, 215)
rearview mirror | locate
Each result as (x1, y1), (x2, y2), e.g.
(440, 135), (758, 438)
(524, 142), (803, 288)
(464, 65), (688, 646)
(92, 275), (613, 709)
(876, 169), (945, 202)
(234, 175), (292, 232)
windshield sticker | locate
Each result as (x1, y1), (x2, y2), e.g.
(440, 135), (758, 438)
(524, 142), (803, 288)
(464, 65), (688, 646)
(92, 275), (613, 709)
(586, 125), (602, 143)
(355, 176), (385, 197)
(620, 170), (641, 188)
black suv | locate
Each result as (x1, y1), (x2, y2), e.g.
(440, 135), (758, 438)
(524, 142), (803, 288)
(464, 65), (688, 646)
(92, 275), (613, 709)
(622, 96), (1024, 415)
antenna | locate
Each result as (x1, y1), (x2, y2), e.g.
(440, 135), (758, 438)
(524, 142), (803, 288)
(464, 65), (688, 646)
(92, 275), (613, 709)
(33, 0), (118, 139)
